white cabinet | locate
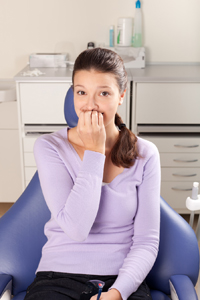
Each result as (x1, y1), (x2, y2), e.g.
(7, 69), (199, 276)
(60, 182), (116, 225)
(17, 80), (72, 189)
(136, 83), (200, 124)
(133, 80), (200, 213)
(0, 101), (22, 203)
(142, 136), (200, 212)
(19, 83), (71, 124)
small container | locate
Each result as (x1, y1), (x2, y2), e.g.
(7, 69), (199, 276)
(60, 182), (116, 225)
(117, 18), (133, 46)
(87, 42), (95, 49)
(109, 26), (114, 47)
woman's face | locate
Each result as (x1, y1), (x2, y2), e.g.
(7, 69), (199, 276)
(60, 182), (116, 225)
(73, 69), (125, 128)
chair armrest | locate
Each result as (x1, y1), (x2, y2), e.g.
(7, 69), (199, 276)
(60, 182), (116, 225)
(169, 275), (198, 300)
(0, 274), (12, 300)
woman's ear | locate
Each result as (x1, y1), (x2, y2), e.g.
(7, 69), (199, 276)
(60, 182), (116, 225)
(119, 90), (126, 105)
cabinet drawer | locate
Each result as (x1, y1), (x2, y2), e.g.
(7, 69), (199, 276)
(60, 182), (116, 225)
(20, 82), (71, 124)
(141, 136), (200, 153)
(25, 167), (37, 181)
(160, 153), (200, 167)
(161, 182), (193, 210)
(136, 83), (200, 124)
(23, 137), (38, 152)
(24, 153), (36, 167)
(161, 167), (200, 181)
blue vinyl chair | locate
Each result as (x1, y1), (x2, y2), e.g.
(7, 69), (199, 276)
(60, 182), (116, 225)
(0, 87), (199, 300)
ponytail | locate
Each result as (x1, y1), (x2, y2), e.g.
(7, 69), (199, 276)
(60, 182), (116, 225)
(111, 113), (138, 168)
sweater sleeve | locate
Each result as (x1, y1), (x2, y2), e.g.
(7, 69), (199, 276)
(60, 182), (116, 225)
(34, 135), (106, 242)
(109, 143), (161, 300)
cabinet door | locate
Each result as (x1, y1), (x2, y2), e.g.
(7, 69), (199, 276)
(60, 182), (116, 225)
(136, 83), (200, 124)
(20, 82), (71, 124)
(0, 130), (22, 202)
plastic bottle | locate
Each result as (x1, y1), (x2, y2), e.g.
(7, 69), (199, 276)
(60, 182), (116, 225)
(117, 18), (133, 46)
(109, 26), (114, 47)
(133, 0), (142, 47)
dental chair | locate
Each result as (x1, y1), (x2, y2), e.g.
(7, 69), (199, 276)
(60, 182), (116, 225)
(0, 87), (199, 300)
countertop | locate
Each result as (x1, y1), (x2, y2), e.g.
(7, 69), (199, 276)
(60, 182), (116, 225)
(14, 64), (200, 82)
(129, 64), (200, 82)
(14, 66), (73, 81)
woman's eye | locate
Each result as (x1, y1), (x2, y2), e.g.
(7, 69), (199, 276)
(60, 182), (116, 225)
(77, 91), (86, 95)
(100, 91), (109, 96)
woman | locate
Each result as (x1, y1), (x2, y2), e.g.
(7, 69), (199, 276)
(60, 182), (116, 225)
(24, 48), (161, 300)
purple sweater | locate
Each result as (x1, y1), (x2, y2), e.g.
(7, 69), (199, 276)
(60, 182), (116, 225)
(34, 127), (161, 300)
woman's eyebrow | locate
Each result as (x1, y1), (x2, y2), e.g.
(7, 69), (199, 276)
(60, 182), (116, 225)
(74, 85), (112, 89)
(74, 84), (85, 88)
(97, 86), (112, 89)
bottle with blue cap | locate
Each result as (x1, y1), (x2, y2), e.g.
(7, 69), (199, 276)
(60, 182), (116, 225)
(133, 0), (142, 47)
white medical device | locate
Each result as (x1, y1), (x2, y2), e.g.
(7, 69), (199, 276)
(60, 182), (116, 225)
(106, 46), (145, 68)
(29, 53), (69, 68)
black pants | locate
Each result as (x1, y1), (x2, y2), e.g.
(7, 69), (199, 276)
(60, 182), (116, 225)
(24, 272), (152, 300)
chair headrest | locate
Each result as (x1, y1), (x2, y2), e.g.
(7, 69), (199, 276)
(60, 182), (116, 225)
(64, 86), (78, 128)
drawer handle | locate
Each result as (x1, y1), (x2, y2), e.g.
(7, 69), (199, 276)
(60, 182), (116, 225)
(173, 159), (198, 163)
(171, 187), (192, 191)
(174, 144), (199, 148)
(172, 173), (197, 177)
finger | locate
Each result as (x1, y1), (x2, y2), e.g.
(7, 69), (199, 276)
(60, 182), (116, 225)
(91, 110), (98, 127)
(98, 112), (104, 128)
(90, 295), (97, 300)
(84, 110), (92, 128)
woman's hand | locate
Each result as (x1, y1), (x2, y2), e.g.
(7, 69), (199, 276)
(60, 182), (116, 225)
(90, 289), (122, 300)
(77, 110), (106, 155)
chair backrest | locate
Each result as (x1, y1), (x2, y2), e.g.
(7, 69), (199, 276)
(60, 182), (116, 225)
(146, 197), (199, 294)
(0, 172), (50, 296)
(64, 86), (78, 127)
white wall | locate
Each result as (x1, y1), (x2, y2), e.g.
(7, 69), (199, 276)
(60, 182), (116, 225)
(0, 0), (200, 78)
(144, 0), (200, 63)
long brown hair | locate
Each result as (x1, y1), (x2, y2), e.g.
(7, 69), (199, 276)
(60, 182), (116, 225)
(72, 48), (138, 168)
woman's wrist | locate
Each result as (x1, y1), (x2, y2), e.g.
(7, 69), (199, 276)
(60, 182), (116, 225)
(108, 288), (122, 300)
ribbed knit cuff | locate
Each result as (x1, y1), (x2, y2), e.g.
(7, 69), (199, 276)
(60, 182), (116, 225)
(81, 150), (105, 178)
(109, 275), (137, 300)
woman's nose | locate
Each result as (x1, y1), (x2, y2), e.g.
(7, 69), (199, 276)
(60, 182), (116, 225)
(84, 96), (98, 111)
